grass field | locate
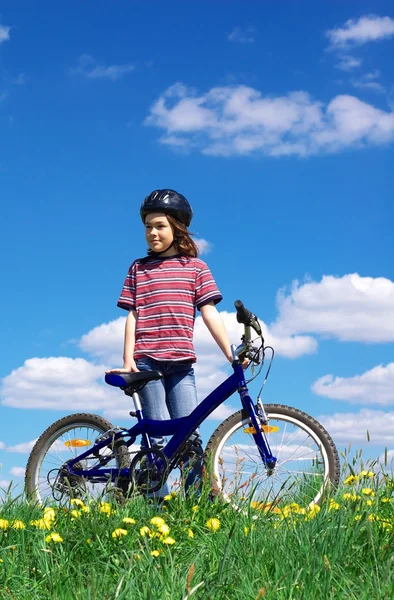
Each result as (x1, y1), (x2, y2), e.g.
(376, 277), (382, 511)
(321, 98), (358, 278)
(0, 457), (393, 600)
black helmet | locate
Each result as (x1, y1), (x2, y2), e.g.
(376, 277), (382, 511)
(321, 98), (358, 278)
(140, 189), (193, 226)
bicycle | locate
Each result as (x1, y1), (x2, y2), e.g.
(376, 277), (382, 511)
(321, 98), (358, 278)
(25, 301), (340, 511)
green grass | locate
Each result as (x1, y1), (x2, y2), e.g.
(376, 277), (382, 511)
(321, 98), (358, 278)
(0, 465), (393, 600)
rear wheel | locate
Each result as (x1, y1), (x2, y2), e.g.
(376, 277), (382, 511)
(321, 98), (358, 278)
(25, 413), (130, 505)
(205, 404), (340, 512)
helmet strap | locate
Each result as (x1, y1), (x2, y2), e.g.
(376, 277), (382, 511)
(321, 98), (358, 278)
(152, 239), (176, 256)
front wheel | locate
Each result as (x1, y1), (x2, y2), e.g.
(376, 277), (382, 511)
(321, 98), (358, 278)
(25, 413), (130, 505)
(205, 404), (340, 511)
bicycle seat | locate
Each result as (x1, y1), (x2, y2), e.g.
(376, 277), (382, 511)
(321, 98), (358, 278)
(105, 371), (163, 389)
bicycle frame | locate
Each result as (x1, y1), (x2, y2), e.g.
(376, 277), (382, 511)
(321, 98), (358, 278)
(65, 361), (277, 483)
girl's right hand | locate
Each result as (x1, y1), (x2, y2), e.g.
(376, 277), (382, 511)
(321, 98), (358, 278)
(105, 360), (140, 374)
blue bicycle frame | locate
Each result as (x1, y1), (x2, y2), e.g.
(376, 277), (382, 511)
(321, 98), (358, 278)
(64, 361), (277, 484)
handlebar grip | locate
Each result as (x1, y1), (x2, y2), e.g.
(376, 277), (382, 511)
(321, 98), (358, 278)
(234, 300), (253, 325)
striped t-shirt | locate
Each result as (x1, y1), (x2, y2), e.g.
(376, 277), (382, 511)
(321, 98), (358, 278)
(117, 254), (222, 362)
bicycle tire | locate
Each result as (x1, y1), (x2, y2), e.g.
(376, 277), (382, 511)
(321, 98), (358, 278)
(205, 404), (340, 511)
(25, 413), (130, 505)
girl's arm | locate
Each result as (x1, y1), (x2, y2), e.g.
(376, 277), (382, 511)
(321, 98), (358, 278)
(200, 302), (233, 363)
(106, 309), (139, 373)
(122, 309), (139, 371)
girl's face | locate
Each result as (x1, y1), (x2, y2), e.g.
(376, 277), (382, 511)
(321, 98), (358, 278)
(144, 212), (177, 255)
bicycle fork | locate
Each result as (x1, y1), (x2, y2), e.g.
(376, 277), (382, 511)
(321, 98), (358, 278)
(238, 385), (277, 472)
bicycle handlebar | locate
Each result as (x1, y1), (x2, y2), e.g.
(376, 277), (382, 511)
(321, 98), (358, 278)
(234, 300), (262, 336)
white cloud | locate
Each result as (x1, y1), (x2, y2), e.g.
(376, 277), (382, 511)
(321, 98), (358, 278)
(319, 409), (394, 445)
(71, 54), (134, 81)
(145, 83), (394, 157)
(194, 238), (212, 255)
(10, 466), (25, 477)
(327, 15), (394, 48)
(0, 480), (11, 489)
(272, 273), (394, 343)
(335, 55), (363, 71)
(6, 440), (37, 453)
(351, 70), (385, 94)
(228, 27), (255, 44)
(1, 356), (117, 410)
(0, 25), (10, 45)
(0, 441), (5, 450)
(312, 363), (394, 406)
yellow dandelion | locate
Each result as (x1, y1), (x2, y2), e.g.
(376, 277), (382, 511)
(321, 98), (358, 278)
(11, 520), (25, 530)
(206, 518), (221, 532)
(30, 518), (51, 530)
(328, 500), (340, 511)
(343, 493), (360, 502)
(43, 507), (56, 522)
(70, 509), (82, 519)
(362, 488), (375, 497)
(162, 536), (175, 545)
(150, 516), (165, 527)
(381, 522), (392, 530)
(45, 532), (63, 543)
(86, 538), (92, 544)
(381, 497), (391, 503)
(355, 515), (362, 521)
(187, 529), (194, 538)
(244, 526), (249, 536)
(366, 500), (373, 506)
(344, 475), (359, 485)
(0, 519), (9, 530)
(157, 523), (170, 536)
(112, 528), (128, 539)
(122, 517), (136, 525)
(191, 505), (199, 513)
(70, 498), (84, 507)
(140, 526), (152, 537)
(99, 502), (111, 516)
(359, 470), (374, 478)
(151, 550), (161, 557)
(305, 504), (320, 520)
(368, 514), (376, 522)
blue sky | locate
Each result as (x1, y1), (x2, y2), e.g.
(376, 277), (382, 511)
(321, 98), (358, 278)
(1, 1), (394, 493)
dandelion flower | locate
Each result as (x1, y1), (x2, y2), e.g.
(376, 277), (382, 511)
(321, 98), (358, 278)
(70, 509), (82, 519)
(112, 528), (128, 539)
(343, 493), (360, 502)
(162, 536), (175, 545)
(150, 516), (166, 527)
(206, 518), (221, 532)
(191, 505), (199, 513)
(368, 514), (376, 522)
(362, 488), (375, 497)
(151, 550), (161, 557)
(328, 500), (340, 511)
(70, 498), (84, 507)
(99, 502), (112, 516)
(157, 523), (170, 536)
(355, 515), (362, 521)
(187, 529), (194, 538)
(244, 527), (249, 536)
(122, 517), (136, 525)
(0, 520), (9, 530)
(45, 532), (63, 543)
(30, 519), (51, 530)
(359, 470), (374, 478)
(43, 508), (56, 522)
(344, 475), (359, 485)
(11, 520), (25, 530)
(140, 526), (152, 537)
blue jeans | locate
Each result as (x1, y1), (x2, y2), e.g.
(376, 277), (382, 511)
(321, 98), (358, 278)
(136, 357), (203, 495)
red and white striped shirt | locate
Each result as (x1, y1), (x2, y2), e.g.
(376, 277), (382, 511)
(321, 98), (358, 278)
(117, 254), (222, 362)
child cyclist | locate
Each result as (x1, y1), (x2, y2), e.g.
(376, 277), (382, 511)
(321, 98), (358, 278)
(108, 189), (241, 494)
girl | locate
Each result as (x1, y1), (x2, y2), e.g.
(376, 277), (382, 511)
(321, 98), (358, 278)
(108, 189), (237, 493)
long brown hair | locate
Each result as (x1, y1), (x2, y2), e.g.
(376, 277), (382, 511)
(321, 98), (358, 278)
(146, 214), (199, 257)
